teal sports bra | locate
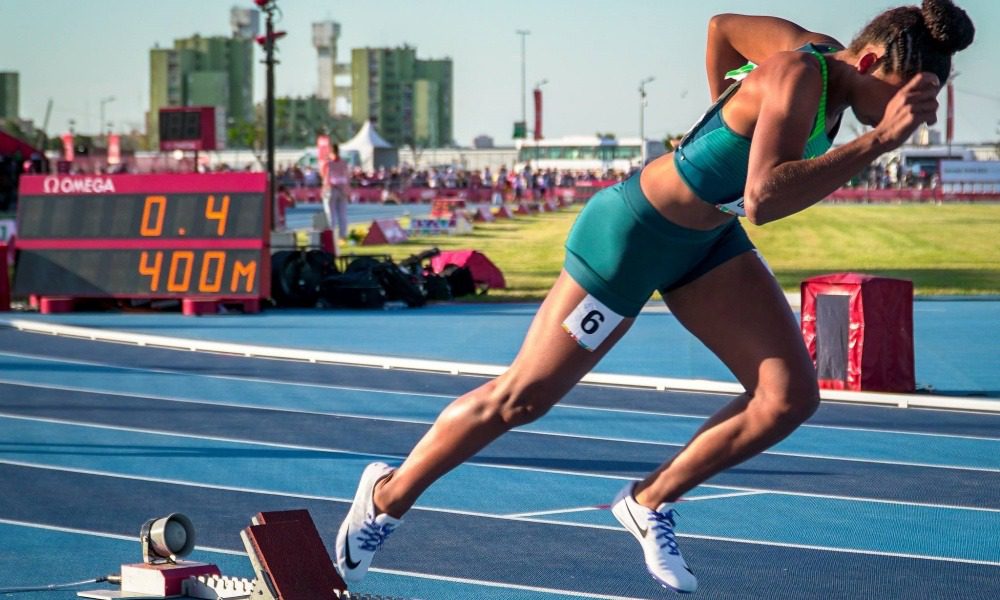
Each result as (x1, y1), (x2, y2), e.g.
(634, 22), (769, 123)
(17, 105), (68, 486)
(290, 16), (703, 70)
(673, 43), (842, 216)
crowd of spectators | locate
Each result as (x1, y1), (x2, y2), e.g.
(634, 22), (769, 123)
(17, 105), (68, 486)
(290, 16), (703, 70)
(849, 162), (939, 190)
(277, 163), (631, 199)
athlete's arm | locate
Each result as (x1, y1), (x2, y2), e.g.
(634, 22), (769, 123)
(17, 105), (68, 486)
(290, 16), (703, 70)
(743, 67), (941, 226)
(706, 14), (842, 100)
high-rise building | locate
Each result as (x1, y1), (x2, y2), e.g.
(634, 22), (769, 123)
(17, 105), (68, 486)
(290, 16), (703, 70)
(0, 72), (19, 120)
(312, 21), (352, 116)
(351, 46), (452, 148)
(231, 7), (260, 40)
(148, 35), (253, 146)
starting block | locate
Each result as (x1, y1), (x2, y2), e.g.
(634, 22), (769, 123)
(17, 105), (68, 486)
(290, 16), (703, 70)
(80, 509), (417, 600)
(240, 509), (346, 600)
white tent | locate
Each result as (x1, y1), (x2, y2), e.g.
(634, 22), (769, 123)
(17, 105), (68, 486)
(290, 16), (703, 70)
(340, 121), (398, 171)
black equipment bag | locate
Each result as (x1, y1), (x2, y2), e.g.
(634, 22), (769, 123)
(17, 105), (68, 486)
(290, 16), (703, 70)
(372, 261), (426, 307)
(271, 250), (339, 307)
(319, 270), (386, 309)
(441, 264), (477, 298)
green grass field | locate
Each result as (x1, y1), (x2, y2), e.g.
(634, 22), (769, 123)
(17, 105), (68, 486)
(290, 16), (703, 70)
(359, 202), (1000, 300)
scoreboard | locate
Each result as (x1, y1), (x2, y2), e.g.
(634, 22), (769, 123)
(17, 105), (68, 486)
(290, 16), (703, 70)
(159, 106), (225, 152)
(13, 173), (269, 300)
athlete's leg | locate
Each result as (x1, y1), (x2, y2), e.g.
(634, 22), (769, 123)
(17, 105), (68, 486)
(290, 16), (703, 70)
(333, 189), (349, 239)
(321, 188), (334, 231)
(374, 270), (635, 518)
(633, 251), (820, 508)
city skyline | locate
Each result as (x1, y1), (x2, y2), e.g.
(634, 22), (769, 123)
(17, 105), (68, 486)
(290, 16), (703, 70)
(0, 0), (997, 146)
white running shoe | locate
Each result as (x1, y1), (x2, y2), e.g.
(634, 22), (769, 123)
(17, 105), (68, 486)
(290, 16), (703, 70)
(611, 481), (698, 594)
(335, 462), (402, 583)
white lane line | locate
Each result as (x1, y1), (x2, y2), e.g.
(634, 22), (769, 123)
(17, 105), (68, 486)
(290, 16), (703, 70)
(3, 350), (999, 443)
(3, 403), (1000, 490)
(2, 464), (997, 569)
(0, 413), (635, 483)
(3, 415), (1000, 516)
(505, 491), (767, 518)
(5, 318), (999, 413)
(504, 506), (606, 519)
(3, 394), (1000, 475)
(678, 491), (768, 502)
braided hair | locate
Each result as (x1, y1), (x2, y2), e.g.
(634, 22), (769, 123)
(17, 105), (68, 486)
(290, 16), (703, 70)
(849, 0), (975, 82)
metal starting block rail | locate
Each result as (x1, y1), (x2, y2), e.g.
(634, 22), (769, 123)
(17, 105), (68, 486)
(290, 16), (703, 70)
(183, 575), (412, 600)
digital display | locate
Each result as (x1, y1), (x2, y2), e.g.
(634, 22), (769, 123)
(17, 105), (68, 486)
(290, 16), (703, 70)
(159, 106), (219, 151)
(17, 194), (264, 239)
(13, 173), (269, 300)
(160, 110), (202, 142)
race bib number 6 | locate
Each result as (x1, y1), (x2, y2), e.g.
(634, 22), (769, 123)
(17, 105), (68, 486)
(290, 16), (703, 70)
(562, 294), (625, 352)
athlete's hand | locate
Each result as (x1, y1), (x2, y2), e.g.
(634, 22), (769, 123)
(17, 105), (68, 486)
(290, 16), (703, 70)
(874, 72), (941, 149)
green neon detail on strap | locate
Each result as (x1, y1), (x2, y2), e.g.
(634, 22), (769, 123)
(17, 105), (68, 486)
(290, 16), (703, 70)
(807, 50), (829, 140)
(723, 48), (829, 141)
(725, 63), (756, 81)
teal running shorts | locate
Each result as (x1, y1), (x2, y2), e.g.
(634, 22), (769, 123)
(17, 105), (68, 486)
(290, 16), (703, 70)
(564, 174), (755, 318)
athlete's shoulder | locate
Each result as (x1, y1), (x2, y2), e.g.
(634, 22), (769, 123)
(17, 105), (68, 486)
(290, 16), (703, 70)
(750, 51), (824, 87)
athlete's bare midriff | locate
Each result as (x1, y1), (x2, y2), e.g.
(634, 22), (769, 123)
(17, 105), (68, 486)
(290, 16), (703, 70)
(638, 153), (737, 231)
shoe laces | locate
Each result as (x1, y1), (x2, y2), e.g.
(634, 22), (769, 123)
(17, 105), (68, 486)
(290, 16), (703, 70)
(357, 518), (396, 552)
(648, 509), (681, 555)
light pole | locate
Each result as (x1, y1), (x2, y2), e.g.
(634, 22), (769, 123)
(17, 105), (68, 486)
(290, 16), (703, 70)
(99, 96), (115, 136)
(255, 0), (283, 230)
(516, 30), (531, 132)
(533, 79), (548, 164)
(638, 77), (654, 166)
(533, 78), (548, 139)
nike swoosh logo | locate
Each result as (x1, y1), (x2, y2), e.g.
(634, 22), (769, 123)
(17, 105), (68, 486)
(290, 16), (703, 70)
(343, 529), (361, 570)
(626, 503), (648, 537)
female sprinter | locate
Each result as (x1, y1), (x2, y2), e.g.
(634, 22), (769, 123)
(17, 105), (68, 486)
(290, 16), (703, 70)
(335, 0), (975, 593)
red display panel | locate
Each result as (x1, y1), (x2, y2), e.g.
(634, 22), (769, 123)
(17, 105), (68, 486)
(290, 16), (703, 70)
(13, 173), (269, 300)
(159, 106), (221, 151)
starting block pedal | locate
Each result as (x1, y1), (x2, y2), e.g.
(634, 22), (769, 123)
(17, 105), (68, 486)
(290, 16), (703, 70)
(240, 509), (347, 600)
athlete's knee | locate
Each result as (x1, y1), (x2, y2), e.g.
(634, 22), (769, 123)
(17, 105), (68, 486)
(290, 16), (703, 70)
(753, 375), (820, 428)
(477, 376), (559, 428)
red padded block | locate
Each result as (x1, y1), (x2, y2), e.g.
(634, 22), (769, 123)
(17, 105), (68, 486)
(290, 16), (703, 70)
(801, 273), (914, 393)
(39, 296), (74, 314)
(182, 298), (219, 316)
(0, 244), (8, 311)
(243, 509), (346, 599)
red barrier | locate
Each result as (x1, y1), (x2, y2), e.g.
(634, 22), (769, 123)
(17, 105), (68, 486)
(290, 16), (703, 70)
(801, 273), (914, 393)
(351, 187), (384, 203)
(0, 243), (9, 311)
(362, 219), (408, 245)
(291, 187), (323, 203)
(826, 187), (1000, 203)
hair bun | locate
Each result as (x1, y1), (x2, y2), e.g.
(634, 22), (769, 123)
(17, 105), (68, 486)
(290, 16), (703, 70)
(921, 0), (975, 53)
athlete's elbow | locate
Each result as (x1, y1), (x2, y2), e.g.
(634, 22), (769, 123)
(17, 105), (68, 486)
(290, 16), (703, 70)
(742, 190), (775, 226)
(709, 13), (737, 33)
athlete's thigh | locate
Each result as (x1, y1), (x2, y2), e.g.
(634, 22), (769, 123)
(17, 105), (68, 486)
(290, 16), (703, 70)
(663, 251), (814, 392)
(504, 269), (635, 400)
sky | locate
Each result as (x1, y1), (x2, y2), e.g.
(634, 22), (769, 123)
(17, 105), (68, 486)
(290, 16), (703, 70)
(1, 0), (998, 146)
